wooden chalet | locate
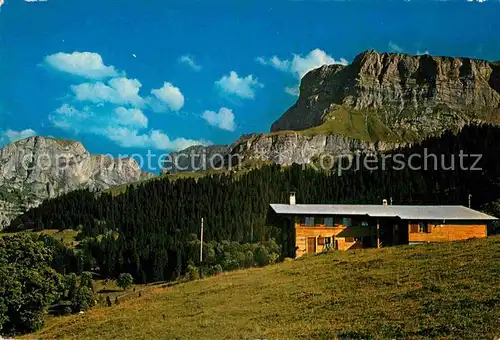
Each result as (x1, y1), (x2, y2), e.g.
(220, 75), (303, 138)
(271, 193), (498, 258)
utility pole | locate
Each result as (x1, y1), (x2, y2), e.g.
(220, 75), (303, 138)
(200, 217), (204, 263)
(468, 194), (472, 209)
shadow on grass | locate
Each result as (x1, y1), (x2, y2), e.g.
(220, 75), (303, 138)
(98, 289), (122, 294)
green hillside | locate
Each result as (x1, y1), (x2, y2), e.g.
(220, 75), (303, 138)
(27, 236), (500, 340)
(301, 106), (405, 142)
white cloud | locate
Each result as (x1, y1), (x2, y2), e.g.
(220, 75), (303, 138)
(44, 52), (121, 79)
(49, 103), (206, 151)
(1, 129), (37, 143)
(388, 41), (404, 53)
(150, 82), (185, 111)
(256, 56), (289, 71)
(202, 107), (236, 131)
(179, 55), (201, 71)
(50, 103), (148, 131)
(104, 127), (211, 151)
(257, 48), (348, 79)
(215, 71), (263, 99)
(71, 77), (143, 106)
(49, 104), (94, 131)
(115, 107), (148, 129)
(0, 0), (4, 8)
(416, 49), (430, 55)
(284, 86), (300, 97)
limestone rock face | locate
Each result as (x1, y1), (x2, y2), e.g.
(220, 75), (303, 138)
(229, 133), (405, 167)
(161, 145), (230, 174)
(0, 136), (153, 229)
(271, 50), (500, 136)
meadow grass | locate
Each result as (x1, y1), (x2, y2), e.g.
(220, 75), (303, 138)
(0, 229), (79, 246)
(25, 235), (500, 340)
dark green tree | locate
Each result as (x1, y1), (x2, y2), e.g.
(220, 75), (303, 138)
(116, 273), (134, 290)
(0, 234), (63, 335)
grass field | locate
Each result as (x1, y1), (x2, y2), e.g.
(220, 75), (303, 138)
(24, 236), (500, 340)
(300, 106), (419, 143)
(0, 229), (79, 246)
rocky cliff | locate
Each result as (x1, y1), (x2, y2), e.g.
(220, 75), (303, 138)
(271, 50), (500, 138)
(160, 132), (407, 173)
(161, 145), (229, 174)
(229, 132), (406, 167)
(161, 51), (500, 173)
(0, 136), (153, 229)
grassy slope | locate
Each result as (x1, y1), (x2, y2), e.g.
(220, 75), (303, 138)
(300, 106), (419, 143)
(28, 236), (500, 340)
(0, 229), (79, 246)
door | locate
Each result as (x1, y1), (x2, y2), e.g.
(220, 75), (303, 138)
(307, 237), (316, 254)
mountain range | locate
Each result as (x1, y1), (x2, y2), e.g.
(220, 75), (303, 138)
(0, 136), (152, 229)
(163, 50), (500, 172)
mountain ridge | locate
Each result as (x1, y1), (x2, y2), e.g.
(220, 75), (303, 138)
(159, 50), (500, 173)
(271, 50), (500, 136)
(0, 136), (154, 229)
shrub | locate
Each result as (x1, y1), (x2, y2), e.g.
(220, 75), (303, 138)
(72, 286), (95, 312)
(0, 234), (63, 336)
(187, 264), (200, 281)
(63, 273), (78, 301)
(80, 272), (94, 292)
(254, 245), (270, 267)
(116, 273), (134, 290)
(212, 264), (223, 275)
(63, 306), (72, 315)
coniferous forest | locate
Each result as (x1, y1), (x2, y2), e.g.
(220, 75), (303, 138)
(7, 125), (500, 283)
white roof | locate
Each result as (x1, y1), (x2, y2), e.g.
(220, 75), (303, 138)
(270, 204), (498, 221)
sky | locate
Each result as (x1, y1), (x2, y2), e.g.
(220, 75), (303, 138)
(0, 0), (499, 171)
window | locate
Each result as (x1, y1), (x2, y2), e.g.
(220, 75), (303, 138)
(345, 237), (355, 242)
(418, 222), (429, 233)
(304, 217), (315, 226)
(324, 217), (334, 226)
(318, 237), (325, 245)
(342, 217), (352, 227)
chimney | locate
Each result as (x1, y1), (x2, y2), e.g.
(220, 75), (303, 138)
(290, 192), (296, 205)
(382, 199), (388, 206)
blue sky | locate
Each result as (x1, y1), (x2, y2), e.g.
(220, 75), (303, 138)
(1, 0), (499, 170)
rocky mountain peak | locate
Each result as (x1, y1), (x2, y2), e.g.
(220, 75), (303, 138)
(272, 50), (500, 137)
(0, 136), (153, 229)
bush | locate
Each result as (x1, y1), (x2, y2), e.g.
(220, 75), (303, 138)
(63, 306), (72, 315)
(0, 234), (64, 336)
(187, 264), (200, 281)
(254, 245), (271, 267)
(80, 272), (94, 292)
(244, 250), (255, 267)
(72, 286), (95, 312)
(212, 264), (223, 275)
(62, 273), (78, 301)
(116, 273), (134, 290)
